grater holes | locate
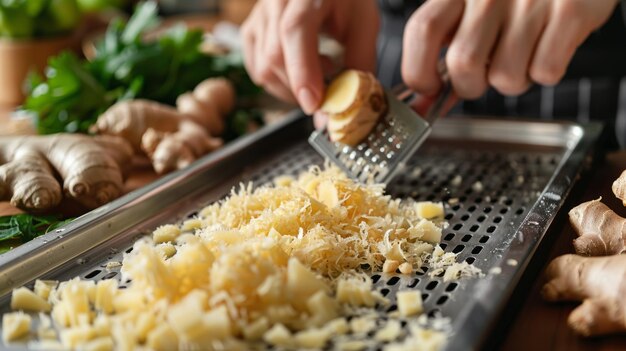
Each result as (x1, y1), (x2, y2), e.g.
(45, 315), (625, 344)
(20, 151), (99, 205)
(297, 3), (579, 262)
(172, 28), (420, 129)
(380, 288), (390, 297)
(453, 245), (465, 253)
(460, 214), (470, 221)
(436, 295), (449, 305)
(493, 216), (503, 223)
(445, 283), (458, 292)
(469, 225), (479, 232)
(515, 207), (525, 216)
(484, 206), (493, 214)
(471, 246), (483, 255)
(466, 257), (476, 264)
(487, 226), (496, 233)
(102, 271), (118, 280)
(407, 279), (419, 288)
(387, 277), (401, 286)
(125, 247), (133, 253)
(445, 213), (454, 220)
(461, 234), (472, 242)
(500, 208), (509, 214)
(372, 274), (381, 284)
(439, 243), (447, 250)
(84, 269), (101, 279)
(386, 305), (398, 313)
(467, 205), (477, 212)
(428, 309), (441, 318)
(444, 233), (455, 241)
(451, 204), (461, 211)
(477, 215), (486, 223)
(425, 281), (438, 290)
(479, 235), (489, 243)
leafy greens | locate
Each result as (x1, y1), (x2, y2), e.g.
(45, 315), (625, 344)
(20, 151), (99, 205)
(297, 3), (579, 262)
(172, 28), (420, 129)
(0, 214), (73, 254)
(25, 1), (260, 135)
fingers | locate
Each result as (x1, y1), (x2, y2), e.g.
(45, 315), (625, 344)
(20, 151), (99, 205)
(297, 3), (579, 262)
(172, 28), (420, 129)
(488, 1), (549, 96)
(402, 0), (464, 96)
(280, 0), (330, 114)
(529, 1), (589, 86)
(241, 1), (296, 103)
(446, 0), (505, 99)
(530, 0), (618, 86)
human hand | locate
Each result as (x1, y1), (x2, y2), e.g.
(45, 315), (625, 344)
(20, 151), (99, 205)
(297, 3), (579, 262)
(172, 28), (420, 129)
(241, 0), (380, 114)
(402, 0), (620, 99)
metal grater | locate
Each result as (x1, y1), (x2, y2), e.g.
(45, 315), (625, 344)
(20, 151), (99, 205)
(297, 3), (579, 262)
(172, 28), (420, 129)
(0, 114), (601, 351)
(309, 70), (454, 184)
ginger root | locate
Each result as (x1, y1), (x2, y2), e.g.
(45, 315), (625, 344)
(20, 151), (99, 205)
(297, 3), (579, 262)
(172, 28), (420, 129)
(612, 170), (626, 206)
(542, 254), (626, 336)
(92, 77), (234, 174)
(320, 70), (387, 146)
(0, 134), (133, 211)
(569, 198), (626, 256)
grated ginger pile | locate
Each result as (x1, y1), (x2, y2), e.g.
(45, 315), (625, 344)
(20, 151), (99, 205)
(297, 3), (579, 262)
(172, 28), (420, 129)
(2, 166), (480, 351)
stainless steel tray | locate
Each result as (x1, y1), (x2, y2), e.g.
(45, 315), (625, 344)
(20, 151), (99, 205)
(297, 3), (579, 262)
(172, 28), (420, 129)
(0, 113), (601, 351)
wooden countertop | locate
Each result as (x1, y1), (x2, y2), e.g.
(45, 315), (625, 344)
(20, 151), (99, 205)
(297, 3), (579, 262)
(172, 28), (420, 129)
(500, 151), (626, 351)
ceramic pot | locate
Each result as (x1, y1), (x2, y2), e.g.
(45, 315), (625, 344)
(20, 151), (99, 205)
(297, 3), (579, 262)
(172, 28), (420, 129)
(0, 34), (78, 106)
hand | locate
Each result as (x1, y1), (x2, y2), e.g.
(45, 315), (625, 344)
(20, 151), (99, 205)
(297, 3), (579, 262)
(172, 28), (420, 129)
(241, 0), (380, 114)
(402, 0), (620, 99)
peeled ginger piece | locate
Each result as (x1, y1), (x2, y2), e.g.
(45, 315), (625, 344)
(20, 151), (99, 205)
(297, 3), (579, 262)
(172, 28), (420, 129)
(321, 70), (388, 146)
(2, 312), (31, 342)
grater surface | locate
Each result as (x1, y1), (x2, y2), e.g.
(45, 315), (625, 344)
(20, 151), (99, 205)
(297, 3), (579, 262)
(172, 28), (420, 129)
(309, 65), (453, 185)
(0, 115), (600, 351)
(309, 93), (432, 184)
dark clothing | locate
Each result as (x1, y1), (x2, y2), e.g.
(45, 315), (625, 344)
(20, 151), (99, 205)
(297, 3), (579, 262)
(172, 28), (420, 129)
(376, 0), (626, 149)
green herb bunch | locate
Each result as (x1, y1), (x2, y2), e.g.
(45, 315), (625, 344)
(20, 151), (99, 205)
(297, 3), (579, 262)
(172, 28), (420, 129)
(25, 1), (261, 135)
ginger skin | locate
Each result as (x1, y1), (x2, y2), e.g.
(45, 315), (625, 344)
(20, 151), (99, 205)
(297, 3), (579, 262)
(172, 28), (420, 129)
(569, 198), (626, 256)
(0, 134), (133, 211)
(92, 78), (234, 174)
(612, 170), (626, 206)
(542, 254), (626, 336)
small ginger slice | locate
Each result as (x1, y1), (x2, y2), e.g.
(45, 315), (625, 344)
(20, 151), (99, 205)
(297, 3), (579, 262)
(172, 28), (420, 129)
(2, 312), (31, 342)
(320, 70), (388, 146)
(568, 198), (626, 256)
(542, 254), (626, 336)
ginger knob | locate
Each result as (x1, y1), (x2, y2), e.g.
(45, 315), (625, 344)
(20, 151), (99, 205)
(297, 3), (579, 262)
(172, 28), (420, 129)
(320, 70), (388, 146)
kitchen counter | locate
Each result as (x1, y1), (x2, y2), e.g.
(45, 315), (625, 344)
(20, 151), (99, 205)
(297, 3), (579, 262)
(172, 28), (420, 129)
(500, 151), (626, 351)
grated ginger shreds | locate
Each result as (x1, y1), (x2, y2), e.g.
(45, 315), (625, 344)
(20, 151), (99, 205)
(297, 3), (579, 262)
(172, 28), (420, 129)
(428, 246), (484, 282)
(3, 166), (478, 351)
(198, 166), (443, 277)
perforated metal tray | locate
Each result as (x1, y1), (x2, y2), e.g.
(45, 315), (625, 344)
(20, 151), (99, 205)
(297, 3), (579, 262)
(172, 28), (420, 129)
(0, 113), (601, 350)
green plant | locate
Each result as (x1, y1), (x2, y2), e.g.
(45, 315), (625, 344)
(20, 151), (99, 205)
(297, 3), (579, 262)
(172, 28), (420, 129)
(24, 1), (261, 135)
(0, 214), (73, 254)
(0, 0), (81, 38)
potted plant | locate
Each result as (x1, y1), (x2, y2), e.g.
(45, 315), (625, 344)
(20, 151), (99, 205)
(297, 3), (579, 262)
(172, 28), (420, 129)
(0, 0), (126, 106)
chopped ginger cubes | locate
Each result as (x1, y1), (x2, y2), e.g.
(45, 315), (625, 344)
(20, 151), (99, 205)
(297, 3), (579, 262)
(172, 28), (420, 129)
(0, 166), (471, 351)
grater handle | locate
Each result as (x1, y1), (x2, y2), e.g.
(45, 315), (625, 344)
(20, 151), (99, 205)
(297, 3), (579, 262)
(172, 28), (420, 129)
(392, 61), (454, 125)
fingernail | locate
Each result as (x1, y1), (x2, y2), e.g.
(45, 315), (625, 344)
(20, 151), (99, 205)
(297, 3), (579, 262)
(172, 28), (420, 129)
(298, 87), (318, 115)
